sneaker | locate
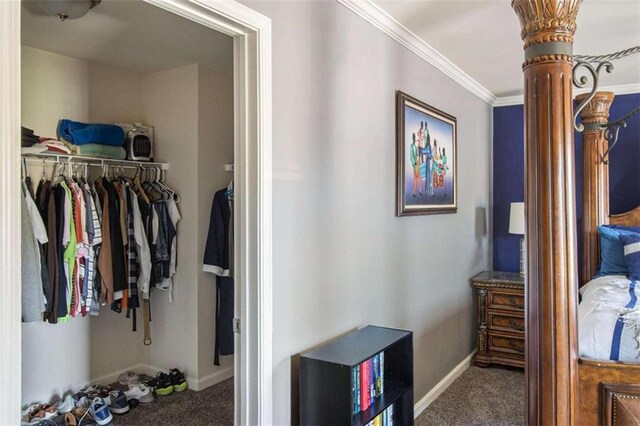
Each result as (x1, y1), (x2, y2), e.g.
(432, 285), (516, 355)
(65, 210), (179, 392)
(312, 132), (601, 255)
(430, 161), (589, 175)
(63, 408), (92, 426)
(89, 397), (112, 426)
(74, 396), (90, 410)
(124, 384), (154, 404)
(117, 371), (140, 387)
(56, 394), (76, 413)
(106, 390), (129, 415)
(169, 368), (188, 392)
(141, 377), (158, 392)
(154, 372), (174, 396)
(87, 384), (112, 398)
(21, 403), (57, 425)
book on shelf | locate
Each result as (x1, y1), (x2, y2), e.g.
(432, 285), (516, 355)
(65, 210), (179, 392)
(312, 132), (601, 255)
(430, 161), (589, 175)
(373, 353), (380, 398)
(379, 352), (384, 395)
(360, 358), (371, 410)
(353, 365), (360, 414)
(352, 351), (386, 415)
(369, 358), (374, 400)
(364, 404), (394, 426)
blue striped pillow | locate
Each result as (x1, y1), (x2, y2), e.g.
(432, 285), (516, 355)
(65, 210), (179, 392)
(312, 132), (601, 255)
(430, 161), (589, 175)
(620, 233), (640, 281)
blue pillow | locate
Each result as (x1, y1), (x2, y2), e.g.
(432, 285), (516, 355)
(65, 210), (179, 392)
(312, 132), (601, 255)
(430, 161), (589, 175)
(597, 225), (640, 276)
(620, 234), (640, 281)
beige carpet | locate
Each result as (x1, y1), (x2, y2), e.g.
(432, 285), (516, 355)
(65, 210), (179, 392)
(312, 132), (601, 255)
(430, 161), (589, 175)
(415, 366), (525, 426)
(109, 377), (233, 425)
(96, 366), (520, 425)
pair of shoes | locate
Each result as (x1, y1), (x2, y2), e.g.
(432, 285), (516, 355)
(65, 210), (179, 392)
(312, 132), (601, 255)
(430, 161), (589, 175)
(21, 403), (57, 425)
(118, 371), (140, 387)
(124, 383), (154, 404)
(154, 368), (188, 396)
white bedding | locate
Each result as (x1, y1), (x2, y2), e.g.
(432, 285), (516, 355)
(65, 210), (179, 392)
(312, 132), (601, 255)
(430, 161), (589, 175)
(579, 275), (640, 363)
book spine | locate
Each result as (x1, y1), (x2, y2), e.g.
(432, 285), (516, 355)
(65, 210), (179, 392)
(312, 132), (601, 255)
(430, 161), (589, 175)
(380, 351), (384, 395)
(373, 353), (380, 398)
(374, 414), (381, 426)
(352, 366), (358, 414)
(362, 360), (371, 410)
(388, 404), (394, 426)
(369, 358), (375, 401)
(383, 408), (388, 426)
(356, 365), (361, 413)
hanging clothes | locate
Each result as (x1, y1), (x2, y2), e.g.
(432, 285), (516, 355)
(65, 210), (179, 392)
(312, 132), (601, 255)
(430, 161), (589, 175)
(20, 158), (179, 344)
(203, 186), (234, 366)
(21, 187), (48, 322)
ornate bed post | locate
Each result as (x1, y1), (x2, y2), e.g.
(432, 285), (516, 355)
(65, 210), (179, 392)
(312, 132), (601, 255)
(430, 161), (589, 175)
(577, 91), (614, 284)
(512, 1), (582, 424)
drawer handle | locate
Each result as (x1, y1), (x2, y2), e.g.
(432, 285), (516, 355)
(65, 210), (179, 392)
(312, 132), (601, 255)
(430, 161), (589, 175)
(508, 340), (524, 353)
(509, 319), (525, 332)
(507, 296), (524, 309)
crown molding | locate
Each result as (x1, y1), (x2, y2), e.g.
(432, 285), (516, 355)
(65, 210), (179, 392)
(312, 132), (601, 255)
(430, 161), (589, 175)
(337, 0), (639, 110)
(493, 83), (640, 107)
(337, 0), (497, 106)
(493, 95), (525, 108)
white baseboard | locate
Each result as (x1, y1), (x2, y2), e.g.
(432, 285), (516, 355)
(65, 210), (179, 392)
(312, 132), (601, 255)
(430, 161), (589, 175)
(190, 366), (234, 391)
(413, 350), (477, 419)
(24, 363), (234, 406)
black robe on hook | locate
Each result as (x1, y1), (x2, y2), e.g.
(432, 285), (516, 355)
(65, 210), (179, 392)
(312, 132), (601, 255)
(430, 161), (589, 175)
(203, 188), (234, 366)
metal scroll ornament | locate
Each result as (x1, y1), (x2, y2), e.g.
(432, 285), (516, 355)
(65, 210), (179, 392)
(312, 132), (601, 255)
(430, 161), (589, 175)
(601, 106), (640, 164)
(572, 60), (614, 132)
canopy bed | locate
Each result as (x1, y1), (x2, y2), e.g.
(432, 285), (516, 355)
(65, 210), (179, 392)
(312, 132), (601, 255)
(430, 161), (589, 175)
(511, 1), (640, 424)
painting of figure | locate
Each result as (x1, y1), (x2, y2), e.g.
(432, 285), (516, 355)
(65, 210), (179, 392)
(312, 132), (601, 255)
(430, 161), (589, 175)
(396, 91), (457, 216)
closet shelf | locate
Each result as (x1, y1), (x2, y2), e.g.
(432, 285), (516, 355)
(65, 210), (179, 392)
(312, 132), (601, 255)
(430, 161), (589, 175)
(22, 152), (169, 170)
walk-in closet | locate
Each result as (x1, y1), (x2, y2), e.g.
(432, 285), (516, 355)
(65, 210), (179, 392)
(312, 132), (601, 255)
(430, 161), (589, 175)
(20, 1), (237, 423)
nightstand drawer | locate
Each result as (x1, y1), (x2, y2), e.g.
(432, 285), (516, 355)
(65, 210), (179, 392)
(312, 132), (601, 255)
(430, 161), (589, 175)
(489, 333), (525, 356)
(488, 290), (524, 311)
(488, 311), (525, 333)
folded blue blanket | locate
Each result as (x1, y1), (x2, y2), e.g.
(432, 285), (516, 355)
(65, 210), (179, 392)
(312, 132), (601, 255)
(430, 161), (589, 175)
(58, 119), (125, 146)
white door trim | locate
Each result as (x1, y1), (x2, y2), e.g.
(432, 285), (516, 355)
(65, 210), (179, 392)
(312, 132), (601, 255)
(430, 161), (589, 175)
(0, 1), (23, 423)
(0, 1), (272, 424)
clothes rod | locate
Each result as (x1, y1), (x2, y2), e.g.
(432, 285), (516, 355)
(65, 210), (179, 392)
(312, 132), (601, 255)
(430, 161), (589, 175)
(21, 153), (170, 170)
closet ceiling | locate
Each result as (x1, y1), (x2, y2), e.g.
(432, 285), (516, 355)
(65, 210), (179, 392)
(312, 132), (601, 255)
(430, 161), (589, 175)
(21, 0), (233, 75)
(374, 0), (640, 98)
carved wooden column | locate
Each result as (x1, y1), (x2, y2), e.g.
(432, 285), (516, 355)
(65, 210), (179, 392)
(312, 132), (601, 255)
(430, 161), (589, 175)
(577, 91), (614, 284)
(512, 1), (582, 424)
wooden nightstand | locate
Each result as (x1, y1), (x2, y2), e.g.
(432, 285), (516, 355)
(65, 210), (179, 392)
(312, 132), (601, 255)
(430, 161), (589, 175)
(470, 271), (525, 369)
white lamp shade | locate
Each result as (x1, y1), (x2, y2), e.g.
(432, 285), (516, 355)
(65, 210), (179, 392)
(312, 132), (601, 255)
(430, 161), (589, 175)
(509, 202), (525, 235)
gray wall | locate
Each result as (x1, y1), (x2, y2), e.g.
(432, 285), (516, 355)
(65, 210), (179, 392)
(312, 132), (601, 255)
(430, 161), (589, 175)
(242, 1), (493, 423)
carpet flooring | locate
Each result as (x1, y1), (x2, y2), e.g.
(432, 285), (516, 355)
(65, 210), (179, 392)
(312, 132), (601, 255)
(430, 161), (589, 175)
(109, 377), (233, 425)
(96, 366), (520, 425)
(415, 366), (525, 426)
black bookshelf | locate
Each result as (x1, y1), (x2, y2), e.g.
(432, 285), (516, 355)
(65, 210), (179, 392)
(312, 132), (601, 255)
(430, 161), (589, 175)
(300, 325), (413, 426)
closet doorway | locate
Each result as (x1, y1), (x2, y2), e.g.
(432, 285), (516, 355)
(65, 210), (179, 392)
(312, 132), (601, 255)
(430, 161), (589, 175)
(0, 1), (272, 425)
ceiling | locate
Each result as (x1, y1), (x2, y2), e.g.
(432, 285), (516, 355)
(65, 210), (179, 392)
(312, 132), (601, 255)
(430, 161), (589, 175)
(21, 0), (233, 75)
(374, 0), (640, 98)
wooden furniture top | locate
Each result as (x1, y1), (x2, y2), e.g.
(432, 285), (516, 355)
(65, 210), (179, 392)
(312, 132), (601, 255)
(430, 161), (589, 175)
(610, 205), (640, 227)
(471, 271), (524, 289)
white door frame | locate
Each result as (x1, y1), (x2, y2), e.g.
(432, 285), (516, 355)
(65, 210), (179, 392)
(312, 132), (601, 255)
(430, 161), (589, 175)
(0, 1), (272, 424)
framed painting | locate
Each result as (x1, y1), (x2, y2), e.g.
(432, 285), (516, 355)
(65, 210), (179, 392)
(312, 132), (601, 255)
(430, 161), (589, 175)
(396, 91), (457, 216)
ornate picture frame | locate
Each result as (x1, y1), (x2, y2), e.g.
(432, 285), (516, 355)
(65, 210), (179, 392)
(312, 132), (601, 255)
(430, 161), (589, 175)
(396, 91), (458, 216)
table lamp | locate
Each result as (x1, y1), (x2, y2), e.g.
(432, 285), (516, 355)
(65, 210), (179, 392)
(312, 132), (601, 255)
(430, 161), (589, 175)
(509, 202), (525, 278)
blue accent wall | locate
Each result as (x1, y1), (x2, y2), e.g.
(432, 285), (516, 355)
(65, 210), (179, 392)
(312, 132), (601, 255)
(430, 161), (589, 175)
(493, 92), (640, 273)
